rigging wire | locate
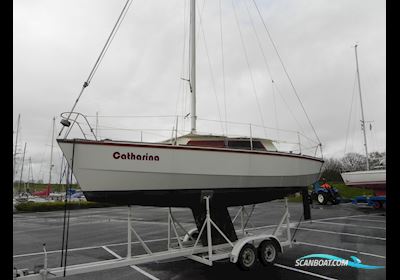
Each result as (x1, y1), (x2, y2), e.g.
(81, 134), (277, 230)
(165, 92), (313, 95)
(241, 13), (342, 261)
(60, 142), (75, 276)
(241, 0), (280, 140)
(198, 3), (225, 134)
(251, 0), (322, 148)
(273, 81), (305, 135)
(350, 85), (361, 154)
(197, 117), (300, 134)
(86, 114), (179, 118)
(242, 0), (309, 146)
(271, 81), (280, 141)
(231, 0), (267, 136)
(219, 0), (228, 135)
(59, 0), (134, 137)
(344, 71), (358, 155)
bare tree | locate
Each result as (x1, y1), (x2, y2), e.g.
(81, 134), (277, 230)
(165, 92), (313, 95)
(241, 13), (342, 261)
(341, 152), (367, 172)
(320, 151), (385, 182)
(368, 151), (386, 169)
(321, 158), (343, 182)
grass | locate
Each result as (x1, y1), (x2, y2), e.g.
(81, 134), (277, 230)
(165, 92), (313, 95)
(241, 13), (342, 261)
(287, 181), (374, 203)
(329, 181), (374, 198)
(14, 201), (116, 213)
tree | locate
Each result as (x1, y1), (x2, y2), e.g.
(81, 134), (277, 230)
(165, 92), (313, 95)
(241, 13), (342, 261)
(320, 151), (385, 183)
(368, 151), (386, 169)
(321, 158), (343, 182)
(341, 152), (367, 172)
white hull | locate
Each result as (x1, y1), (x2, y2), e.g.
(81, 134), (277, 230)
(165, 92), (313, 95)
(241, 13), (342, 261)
(57, 139), (323, 192)
(340, 169), (386, 189)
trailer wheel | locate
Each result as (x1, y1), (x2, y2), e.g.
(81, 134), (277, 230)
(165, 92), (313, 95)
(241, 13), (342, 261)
(183, 228), (199, 242)
(332, 196), (341, 205)
(237, 243), (257, 270)
(258, 240), (279, 266)
(373, 201), (382, 209)
(317, 193), (327, 205)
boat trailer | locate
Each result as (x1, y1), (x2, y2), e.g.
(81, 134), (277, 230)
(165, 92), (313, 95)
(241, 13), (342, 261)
(14, 196), (295, 279)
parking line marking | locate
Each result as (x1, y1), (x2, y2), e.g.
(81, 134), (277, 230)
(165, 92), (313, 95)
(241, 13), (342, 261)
(102, 246), (123, 259)
(13, 237), (175, 258)
(130, 265), (160, 280)
(274, 263), (337, 280)
(295, 241), (386, 259)
(291, 227), (386, 241)
(13, 213), (385, 258)
(244, 213), (384, 231)
(101, 246), (160, 280)
(311, 221), (386, 230)
(343, 218), (386, 223)
(13, 219), (189, 234)
(313, 213), (384, 222)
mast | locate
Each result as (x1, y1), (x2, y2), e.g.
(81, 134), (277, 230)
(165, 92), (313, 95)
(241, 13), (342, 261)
(354, 44), (369, 171)
(190, 0), (197, 133)
(13, 114), (21, 185)
(48, 117), (56, 186)
(27, 157), (32, 191)
(19, 142), (27, 193)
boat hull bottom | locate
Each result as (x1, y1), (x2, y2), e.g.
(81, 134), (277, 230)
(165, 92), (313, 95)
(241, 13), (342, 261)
(83, 187), (304, 207)
(84, 187), (305, 245)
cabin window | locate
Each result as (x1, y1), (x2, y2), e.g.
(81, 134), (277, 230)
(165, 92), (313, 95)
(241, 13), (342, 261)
(187, 140), (226, 148)
(186, 139), (266, 151)
(227, 140), (266, 151)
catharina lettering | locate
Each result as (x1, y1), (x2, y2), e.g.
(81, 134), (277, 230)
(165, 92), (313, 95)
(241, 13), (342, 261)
(113, 152), (159, 161)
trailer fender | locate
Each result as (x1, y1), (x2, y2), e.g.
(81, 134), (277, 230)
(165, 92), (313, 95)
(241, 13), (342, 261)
(183, 228), (199, 242)
(230, 235), (282, 263)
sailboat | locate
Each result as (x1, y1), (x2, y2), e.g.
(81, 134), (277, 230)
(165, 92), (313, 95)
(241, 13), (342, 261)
(32, 117), (56, 199)
(340, 45), (386, 195)
(57, 1), (323, 244)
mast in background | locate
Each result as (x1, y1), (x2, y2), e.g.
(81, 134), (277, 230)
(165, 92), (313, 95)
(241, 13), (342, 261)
(48, 117), (56, 187)
(354, 44), (369, 171)
(27, 157), (32, 191)
(18, 142), (27, 193)
(13, 114), (21, 186)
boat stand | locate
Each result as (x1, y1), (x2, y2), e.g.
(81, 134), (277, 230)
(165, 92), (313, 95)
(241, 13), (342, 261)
(14, 197), (293, 279)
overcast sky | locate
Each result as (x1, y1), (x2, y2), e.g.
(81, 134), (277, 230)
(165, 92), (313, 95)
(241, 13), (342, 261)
(13, 0), (385, 183)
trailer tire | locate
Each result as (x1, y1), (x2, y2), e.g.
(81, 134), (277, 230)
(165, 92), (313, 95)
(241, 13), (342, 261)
(237, 243), (257, 270)
(373, 201), (382, 209)
(332, 196), (341, 205)
(183, 228), (199, 242)
(258, 240), (279, 266)
(317, 193), (327, 205)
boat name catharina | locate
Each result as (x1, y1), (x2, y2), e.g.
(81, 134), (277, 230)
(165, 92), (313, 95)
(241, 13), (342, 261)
(113, 151), (159, 161)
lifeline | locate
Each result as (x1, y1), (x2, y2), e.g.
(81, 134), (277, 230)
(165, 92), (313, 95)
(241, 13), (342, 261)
(113, 151), (159, 161)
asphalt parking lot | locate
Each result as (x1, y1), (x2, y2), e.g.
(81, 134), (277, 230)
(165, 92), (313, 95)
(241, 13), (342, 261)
(13, 201), (386, 280)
